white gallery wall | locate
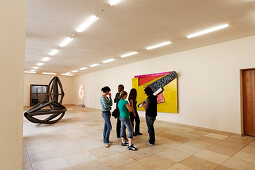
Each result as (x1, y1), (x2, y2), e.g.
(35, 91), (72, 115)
(24, 74), (74, 106)
(0, 0), (26, 169)
(73, 35), (255, 134)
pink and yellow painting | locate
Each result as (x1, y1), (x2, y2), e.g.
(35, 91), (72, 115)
(132, 71), (178, 113)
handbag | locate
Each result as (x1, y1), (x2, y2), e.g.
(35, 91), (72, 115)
(112, 108), (119, 119)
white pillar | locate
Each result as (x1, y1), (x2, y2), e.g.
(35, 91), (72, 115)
(0, 0), (26, 169)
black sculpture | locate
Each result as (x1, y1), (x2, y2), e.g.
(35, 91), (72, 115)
(24, 76), (67, 124)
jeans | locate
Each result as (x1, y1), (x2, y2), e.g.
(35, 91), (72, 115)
(102, 111), (112, 144)
(117, 116), (126, 138)
(130, 111), (140, 133)
(146, 115), (156, 144)
(120, 117), (133, 138)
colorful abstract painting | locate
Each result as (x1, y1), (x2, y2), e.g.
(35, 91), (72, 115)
(132, 71), (178, 113)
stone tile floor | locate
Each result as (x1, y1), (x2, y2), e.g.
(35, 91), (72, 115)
(23, 105), (255, 170)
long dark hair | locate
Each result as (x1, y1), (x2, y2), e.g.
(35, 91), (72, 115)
(128, 88), (137, 101)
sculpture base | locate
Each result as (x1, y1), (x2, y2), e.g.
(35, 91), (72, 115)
(80, 104), (85, 108)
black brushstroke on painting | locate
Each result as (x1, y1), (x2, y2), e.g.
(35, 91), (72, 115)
(147, 71), (178, 92)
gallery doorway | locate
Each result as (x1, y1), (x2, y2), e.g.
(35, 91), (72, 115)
(242, 69), (255, 136)
(30, 84), (48, 106)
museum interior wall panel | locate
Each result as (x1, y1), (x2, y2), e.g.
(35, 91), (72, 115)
(24, 74), (74, 106)
(0, 0), (26, 169)
(73, 35), (255, 134)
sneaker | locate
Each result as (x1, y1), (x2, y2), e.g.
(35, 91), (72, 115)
(121, 142), (129, 146)
(128, 144), (138, 151)
(109, 141), (113, 144)
(146, 141), (154, 145)
(104, 143), (109, 148)
(136, 132), (143, 135)
(133, 132), (137, 136)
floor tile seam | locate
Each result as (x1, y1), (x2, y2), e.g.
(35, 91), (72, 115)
(180, 134), (204, 144)
(168, 147), (197, 156)
(148, 120), (234, 136)
(176, 154), (194, 166)
(214, 140), (254, 169)
(107, 158), (135, 169)
(23, 141), (34, 170)
(62, 155), (72, 168)
(202, 136), (227, 148)
(181, 155), (221, 169)
(183, 140), (214, 150)
(230, 142), (255, 164)
(175, 146), (203, 155)
(130, 153), (177, 169)
(228, 139), (255, 158)
(214, 163), (224, 169)
(215, 152), (235, 169)
(164, 163), (181, 170)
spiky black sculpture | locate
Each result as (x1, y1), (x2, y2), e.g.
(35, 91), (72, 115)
(24, 76), (67, 124)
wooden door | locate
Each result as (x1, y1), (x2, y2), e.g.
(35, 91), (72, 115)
(242, 69), (255, 136)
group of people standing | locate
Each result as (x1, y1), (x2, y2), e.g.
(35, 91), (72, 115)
(100, 84), (157, 151)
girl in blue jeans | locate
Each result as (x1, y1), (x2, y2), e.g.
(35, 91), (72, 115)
(100, 86), (112, 148)
(118, 91), (137, 151)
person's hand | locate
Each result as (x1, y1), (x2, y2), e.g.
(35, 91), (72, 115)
(142, 103), (146, 110)
(109, 93), (111, 97)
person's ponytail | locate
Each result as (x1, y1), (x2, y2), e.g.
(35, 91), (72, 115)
(120, 91), (127, 98)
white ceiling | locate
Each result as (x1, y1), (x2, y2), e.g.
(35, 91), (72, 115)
(25, 0), (255, 76)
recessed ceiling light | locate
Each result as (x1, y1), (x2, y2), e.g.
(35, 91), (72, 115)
(33, 66), (39, 69)
(42, 72), (56, 75)
(186, 24), (229, 38)
(59, 37), (73, 47)
(90, 63), (100, 67)
(109, 0), (123, 6)
(49, 49), (59, 56)
(80, 67), (88, 70)
(102, 58), (116, 63)
(76, 15), (98, 33)
(41, 57), (51, 62)
(37, 62), (44, 66)
(146, 41), (172, 50)
(61, 72), (73, 76)
(120, 51), (138, 58)
(72, 70), (78, 73)
(24, 71), (36, 74)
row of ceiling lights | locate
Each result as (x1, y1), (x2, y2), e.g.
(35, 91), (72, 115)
(24, 0), (230, 76)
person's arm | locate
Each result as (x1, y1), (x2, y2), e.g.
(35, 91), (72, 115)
(101, 96), (110, 110)
(130, 99), (136, 117)
(126, 103), (134, 113)
(108, 95), (113, 106)
(114, 93), (119, 103)
(145, 97), (150, 111)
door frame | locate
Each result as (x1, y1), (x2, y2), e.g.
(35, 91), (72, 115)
(240, 68), (255, 136)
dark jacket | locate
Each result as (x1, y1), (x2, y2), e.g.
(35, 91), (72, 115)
(145, 95), (157, 117)
(114, 92), (121, 109)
